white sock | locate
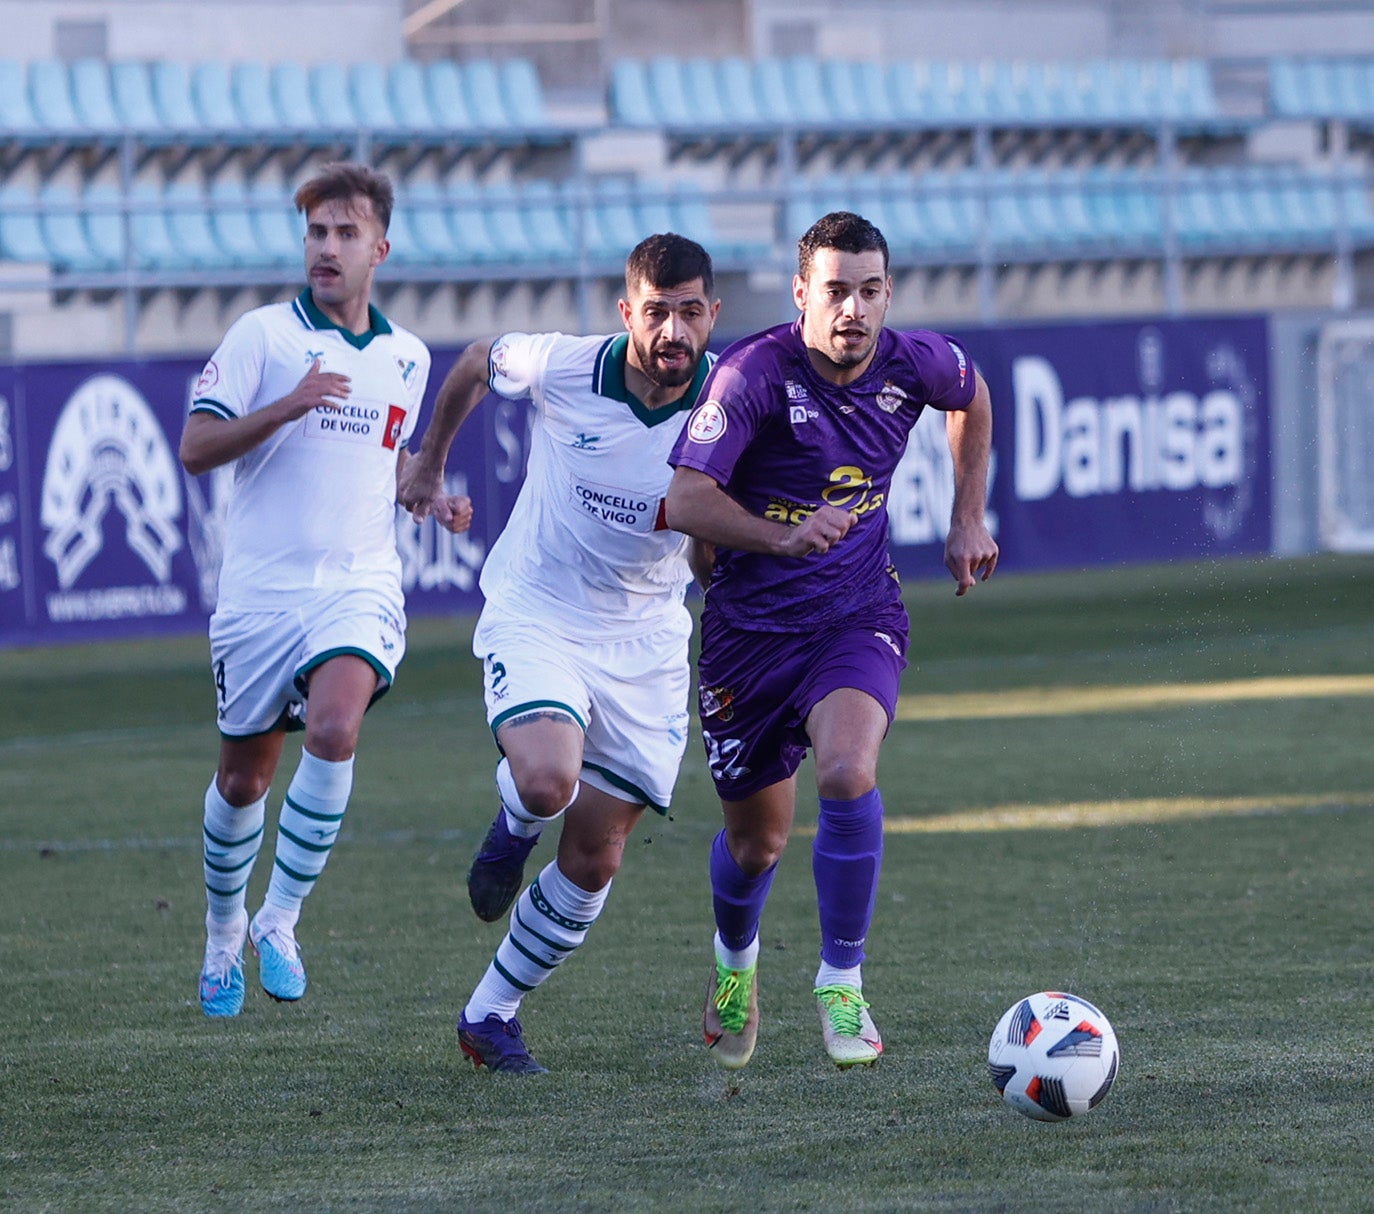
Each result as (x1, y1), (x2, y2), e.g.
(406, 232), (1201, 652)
(202, 777), (265, 930)
(714, 932), (760, 972)
(261, 750), (353, 923)
(815, 961), (862, 991)
(464, 860), (610, 1022)
(496, 757), (578, 839)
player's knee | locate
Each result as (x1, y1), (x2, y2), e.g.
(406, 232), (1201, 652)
(730, 831), (787, 875)
(217, 769), (271, 807)
(560, 846), (621, 892)
(516, 770), (578, 818)
(303, 718), (360, 762)
(814, 755), (878, 803)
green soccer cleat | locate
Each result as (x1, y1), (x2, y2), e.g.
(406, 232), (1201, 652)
(815, 984), (883, 1068)
(704, 957), (759, 1070)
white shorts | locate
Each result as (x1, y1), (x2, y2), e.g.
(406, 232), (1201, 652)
(471, 611), (691, 813)
(209, 588), (406, 738)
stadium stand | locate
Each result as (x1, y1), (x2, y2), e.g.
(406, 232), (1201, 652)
(1, 51), (1372, 336)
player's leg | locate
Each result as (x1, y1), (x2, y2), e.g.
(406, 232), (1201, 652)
(459, 785), (641, 1075)
(199, 730), (284, 1017)
(251, 653), (377, 1002)
(467, 712), (584, 922)
(803, 640), (902, 1067)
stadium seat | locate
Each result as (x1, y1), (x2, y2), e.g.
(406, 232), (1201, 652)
(82, 184), (128, 267)
(270, 62), (319, 130)
(39, 184), (105, 272)
(110, 61), (167, 135)
(191, 62), (245, 132)
(0, 60), (40, 135)
(780, 57), (835, 126)
(609, 60), (656, 127)
(127, 182), (186, 270)
(28, 59), (84, 136)
(426, 61), (475, 130)
(646, 57), (694, 128)
(520, 180), (575, 260)
(164, 181), (232, 269)
(681, 58), (729, 129)
(396, 181), (460, 262)
(822, 60), (897, 127)
(717, 57), (766, 127)
(249, 181), (301, 265)
(463, 60), (513, 131)
(446, 183), (503, 263)
(498, 59), (549, 130)
(349, 63), (399, 132)
(208, 179), (266, 266)
(309, 63), (359, 130)
(150, 61), (202, 132)
(0, 184), (48, 262)
(389, 61), (439, 131)
(230, 63), (285, 134)
(752, 58), (797, 125)
(483, 186), (540, 262)
(70, 60), (124, 136)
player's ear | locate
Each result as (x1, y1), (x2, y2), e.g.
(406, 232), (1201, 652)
(792, 274), (806, 311)
(372, 236), (391, 268)
(617, 297), (633, 329)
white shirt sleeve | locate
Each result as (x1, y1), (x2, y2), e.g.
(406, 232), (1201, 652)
(190, 311), (268, 420)
(488, 331), (563, 410)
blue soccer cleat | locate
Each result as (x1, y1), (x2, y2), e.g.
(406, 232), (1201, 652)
(250, 914), (307, 1002)
(458, 1012), (549, 1074)
(199, 911), (247, 1018)
(467, 811), (539, 923)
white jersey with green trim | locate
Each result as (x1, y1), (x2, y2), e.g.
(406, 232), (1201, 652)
(480, 330), (712, 641)
(191, 290), (430, 612)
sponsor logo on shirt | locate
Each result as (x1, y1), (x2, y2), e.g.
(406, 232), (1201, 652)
(572, 478), (657, 531)
(789, 404), (809, 425)
(572, 432), (600, 450)
(947, 340), (969, 387)
(687, 400), (727, 443)
(383, 405), (406, 450)
(303, 401), (405, 448)
(785, 380), (808, 401)
(876, 380), (909, 414)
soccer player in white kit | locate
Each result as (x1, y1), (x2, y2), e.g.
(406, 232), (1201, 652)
(398, 234), (720, 1073)
(180, 163), (472, 1018)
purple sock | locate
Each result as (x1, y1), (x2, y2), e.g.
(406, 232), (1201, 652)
(709, 829), (777, 952)
(813, 787), (884, 969)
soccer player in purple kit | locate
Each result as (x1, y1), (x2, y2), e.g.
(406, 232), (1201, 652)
(665, 211), (998, 1069)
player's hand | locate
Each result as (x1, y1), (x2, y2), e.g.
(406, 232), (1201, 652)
(281, 358), (351, 419)
(782, 504), (856, 557)
(945, 518), (999, 596)
(396, 452), (446, 523)
(432, 494), (474, 534)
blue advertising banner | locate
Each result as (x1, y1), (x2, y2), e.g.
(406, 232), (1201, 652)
(887, 315), (1270, 578)
(0, 314), (1271, 648)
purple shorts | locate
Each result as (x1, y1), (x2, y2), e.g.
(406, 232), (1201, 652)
(696, 602), (909, 801)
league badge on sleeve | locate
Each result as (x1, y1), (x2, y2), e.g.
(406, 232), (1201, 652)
(687, 400), (728, 444)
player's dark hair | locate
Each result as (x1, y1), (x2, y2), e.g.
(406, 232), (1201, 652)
(797, 211), (890, 278)
(625, 233), (715, 297)
(295, 162), (394, 234)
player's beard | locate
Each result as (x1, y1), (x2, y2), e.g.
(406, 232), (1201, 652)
(636, 336), (700, 389)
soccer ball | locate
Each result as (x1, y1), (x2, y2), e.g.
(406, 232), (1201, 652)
(987, 991), (1119, 1121)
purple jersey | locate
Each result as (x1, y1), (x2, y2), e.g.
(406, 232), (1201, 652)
(669, 319), (976, 631)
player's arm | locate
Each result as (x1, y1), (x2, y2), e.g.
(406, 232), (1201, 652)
(665, 466), (855, 558)
(397, 338), (493, 527)
(394, 447), (473, 534)
(179, 359), (350, 475)
(943, 369), (999, 595)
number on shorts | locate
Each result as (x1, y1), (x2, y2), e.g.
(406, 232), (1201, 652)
(704, 733), (749, 781)
(214, 658), (227, 706)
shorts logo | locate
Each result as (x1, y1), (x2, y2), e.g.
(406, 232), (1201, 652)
(194, 360), (219, 395)
(382, 405), (406, 450)
(700, 684), (735, 721)
(687, 400), (727, 444)
(874, 630), (901, 657)
(876, 380), (908, 414)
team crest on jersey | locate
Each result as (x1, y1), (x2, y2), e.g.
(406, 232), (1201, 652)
(688, 400), (727, 443)
(876, 381), (909, 413)
(396, 357), (418, 385)
(382, 405), (406, 450)
(700, 684), (735, 721)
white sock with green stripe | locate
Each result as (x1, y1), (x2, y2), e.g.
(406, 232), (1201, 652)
(463, 860), (610, 1022)
(202, 778), (265, 941)
(260, 750), (353, 927)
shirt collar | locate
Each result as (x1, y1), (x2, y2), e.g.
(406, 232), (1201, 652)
(590, 334), (714, 427)
(293, 289), (392, 350)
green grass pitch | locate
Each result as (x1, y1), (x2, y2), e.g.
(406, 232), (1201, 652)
(2, 554), (1373, 1211)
